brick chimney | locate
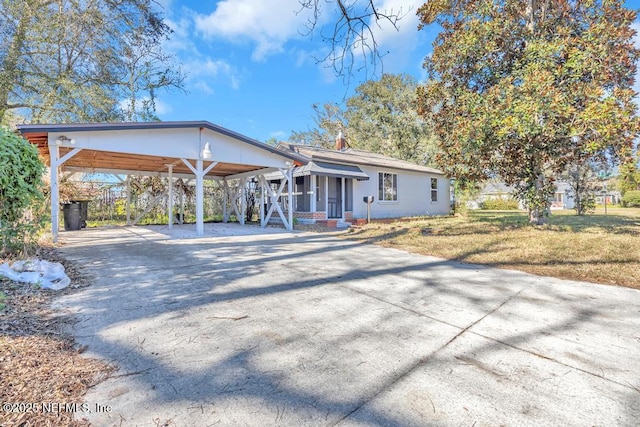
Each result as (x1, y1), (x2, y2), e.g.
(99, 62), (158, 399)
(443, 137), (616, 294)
(335, 130), (346, 151)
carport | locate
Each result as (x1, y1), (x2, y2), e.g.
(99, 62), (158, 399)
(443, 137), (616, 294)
(17, 121), (306, 241)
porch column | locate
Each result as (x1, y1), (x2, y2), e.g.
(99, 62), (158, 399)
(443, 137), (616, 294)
(310, 175), (317, 213)
(341, 177), (345, 220)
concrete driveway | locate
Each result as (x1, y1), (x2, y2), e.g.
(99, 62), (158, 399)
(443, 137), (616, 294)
(55, 224), (640, 426)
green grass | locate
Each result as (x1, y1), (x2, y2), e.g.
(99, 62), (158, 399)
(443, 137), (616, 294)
(345, 208), (640, 289)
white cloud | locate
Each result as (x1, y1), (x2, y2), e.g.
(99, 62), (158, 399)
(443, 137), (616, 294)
(365, 0), (424, 73)
(183, 58), (245, 90)
(194, 0), (315, 61)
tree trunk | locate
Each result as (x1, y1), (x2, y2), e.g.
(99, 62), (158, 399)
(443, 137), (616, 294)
(528, 208), (545, 225)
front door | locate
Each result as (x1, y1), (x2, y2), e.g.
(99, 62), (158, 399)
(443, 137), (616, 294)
(327, 177), (342, 218)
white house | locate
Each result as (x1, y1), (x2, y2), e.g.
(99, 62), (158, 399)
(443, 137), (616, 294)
(267, 134), (450, 226)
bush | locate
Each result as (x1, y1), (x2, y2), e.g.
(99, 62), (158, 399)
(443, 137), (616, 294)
(622, 190), (640, 207)
(0, 127), (46, 255)
(480, 197), (520, 210)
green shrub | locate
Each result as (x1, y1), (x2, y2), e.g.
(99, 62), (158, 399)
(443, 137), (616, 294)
(622, 190), (640, 207)
(0, 127), (46, 255)
(480, 197), (520, 210)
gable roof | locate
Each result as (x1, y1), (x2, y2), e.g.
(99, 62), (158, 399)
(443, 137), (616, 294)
(277, 142), (445, 176)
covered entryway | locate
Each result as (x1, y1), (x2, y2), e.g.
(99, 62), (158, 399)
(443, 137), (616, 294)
(17, 121), (306, 241)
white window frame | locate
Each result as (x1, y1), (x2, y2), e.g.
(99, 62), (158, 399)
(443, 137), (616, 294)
(430, 178), (438, 203)
(378, 172), (398, 202)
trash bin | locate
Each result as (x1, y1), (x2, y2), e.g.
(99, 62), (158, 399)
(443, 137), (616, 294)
(62, 202), (82, 231)
(76, 200), (89, 228)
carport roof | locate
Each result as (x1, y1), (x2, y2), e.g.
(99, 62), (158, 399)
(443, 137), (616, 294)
(17, 121), (307, 178)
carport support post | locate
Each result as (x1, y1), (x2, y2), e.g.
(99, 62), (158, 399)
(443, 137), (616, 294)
(47, 142), (81, 243)
(240, 177), (247, 226)
(222, 178), (228, 223)
(259, 176), (265, 227)
(287, 167), (294, 231)
(167, 164), (174, 229)
(125, 176), (131, 225)
(195, 160), (204, 236)
(182, 159), (218, 236)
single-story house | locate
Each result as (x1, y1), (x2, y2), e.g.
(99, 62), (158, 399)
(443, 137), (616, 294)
(470, 180), (620, 210)
(469, 181), (574, 210)
(266, 133), (450, 225)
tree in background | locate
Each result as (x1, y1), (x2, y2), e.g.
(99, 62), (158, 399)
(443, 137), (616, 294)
(291, 74), (438, 166)
(297, 0), (406, 82)
(290, 103), (347, 149)
(345, 73), (437, 165)
(417, 0), (639, 224)
(0, 127), (45, 255)
(0, 0), (183, 124)
(561, 159), (598, 215)
(617, 147), (640, 196)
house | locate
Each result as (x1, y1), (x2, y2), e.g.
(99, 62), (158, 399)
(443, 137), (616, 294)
(470, 180), (579, 210)
(266, 133), (450, 226)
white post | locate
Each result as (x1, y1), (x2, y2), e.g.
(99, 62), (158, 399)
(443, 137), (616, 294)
(341, 177), (345, 221)
(259, 176), (265, 227)
(310, 175), (317, 213)
(125, 175), (131, 225)
(324, 176), (329, 218)
(240, 178), (247, 225)
(287, 168), (294, 231)
(222, 178), (229, 223)
(179, 183), (184, 224)
(167, 164), (174, 229)
(196, 159), (204, 236)
(49, 144), (60, 243)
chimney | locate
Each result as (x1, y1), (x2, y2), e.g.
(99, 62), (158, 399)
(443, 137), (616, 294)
(335, 130), (346, 151)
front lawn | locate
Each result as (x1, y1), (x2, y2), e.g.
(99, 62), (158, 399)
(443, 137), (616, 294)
(345, 208), (640, 289)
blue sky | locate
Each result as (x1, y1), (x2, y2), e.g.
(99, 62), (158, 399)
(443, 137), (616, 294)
(154, 0), (640, 143)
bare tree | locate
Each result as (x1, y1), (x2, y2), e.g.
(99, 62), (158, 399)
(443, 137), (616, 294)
(298, 0), (407, 82)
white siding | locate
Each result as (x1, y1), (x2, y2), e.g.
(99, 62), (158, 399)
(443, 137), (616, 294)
(351, 166), (450, 218)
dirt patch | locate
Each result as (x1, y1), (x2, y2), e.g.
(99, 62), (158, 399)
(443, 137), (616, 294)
(0, 246), (115, 426)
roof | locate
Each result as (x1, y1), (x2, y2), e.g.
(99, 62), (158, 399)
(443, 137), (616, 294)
(277, 142), (446, 175)
(17, 121), (307, 164)
(16, 121), (307, 179)
(295, 161), (369, 180)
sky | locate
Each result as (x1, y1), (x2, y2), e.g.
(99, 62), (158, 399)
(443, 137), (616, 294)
(153, 0), (640, 144)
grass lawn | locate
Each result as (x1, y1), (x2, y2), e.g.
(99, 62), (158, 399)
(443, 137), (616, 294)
(344, 207), (640, 289)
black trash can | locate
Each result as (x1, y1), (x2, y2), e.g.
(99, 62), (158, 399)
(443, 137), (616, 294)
(62, 202), (82, 231)
(76, 200), (89, 228)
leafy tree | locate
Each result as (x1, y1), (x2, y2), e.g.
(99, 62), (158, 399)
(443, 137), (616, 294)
(291, 74), (438, 166)
(345, 73), (438, 165)
(0, 127), (45, 254)
(617, 147), (640, 195)
(417, 0), (639, 224)
(290, 103), (347, 149)
(561, 160), (598, 215)
(0, 0), (183, 124)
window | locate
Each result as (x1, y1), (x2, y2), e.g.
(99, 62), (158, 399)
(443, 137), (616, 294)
(378, 172), (398, 201)
(431, 178), (438, 202)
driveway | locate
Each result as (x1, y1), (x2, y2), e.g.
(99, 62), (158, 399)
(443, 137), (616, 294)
(55, 224), (640, 426)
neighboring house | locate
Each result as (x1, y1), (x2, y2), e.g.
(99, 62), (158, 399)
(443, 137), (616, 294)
(471, 181), (584, 210)
(266, 133), (450, 225)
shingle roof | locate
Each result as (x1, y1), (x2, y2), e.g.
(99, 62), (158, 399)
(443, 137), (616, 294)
(277, 142), (446, 175)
